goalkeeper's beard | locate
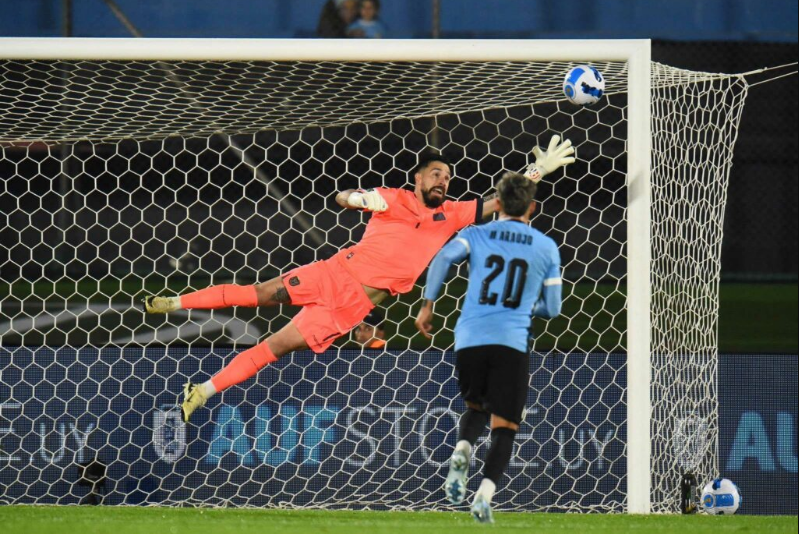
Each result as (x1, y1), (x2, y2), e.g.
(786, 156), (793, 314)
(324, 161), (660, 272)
(421, 186), (445, 208)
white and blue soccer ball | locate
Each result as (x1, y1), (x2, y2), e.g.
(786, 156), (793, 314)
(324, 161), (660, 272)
(563, 65), (605, 106)
(700, 478), (742, 515)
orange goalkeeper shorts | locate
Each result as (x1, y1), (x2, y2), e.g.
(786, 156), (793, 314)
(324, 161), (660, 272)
(283, 257), (375, 353)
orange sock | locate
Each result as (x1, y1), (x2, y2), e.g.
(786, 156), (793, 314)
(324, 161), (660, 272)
(180, 284), (258, 310)
(210, 341), (278, 392)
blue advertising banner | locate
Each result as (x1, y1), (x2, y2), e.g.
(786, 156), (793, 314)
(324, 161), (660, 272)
(719, 354), (797, 515)
(0, 347), (626, 511)
(1, 347), (795, 514)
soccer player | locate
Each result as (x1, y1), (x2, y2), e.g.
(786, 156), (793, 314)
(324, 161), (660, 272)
(143, 136), (573, 424)
(354, 309), (387, 349)
(414, 172), (563, 523)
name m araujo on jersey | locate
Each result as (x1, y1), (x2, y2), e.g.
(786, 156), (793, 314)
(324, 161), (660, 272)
(489, 229), (535, 246)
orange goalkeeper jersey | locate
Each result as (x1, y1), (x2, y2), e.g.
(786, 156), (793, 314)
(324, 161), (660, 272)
(334, 187), (482, 295)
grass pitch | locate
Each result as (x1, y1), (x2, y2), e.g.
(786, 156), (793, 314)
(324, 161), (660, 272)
(2, 280), (797, 353)
(0, 506), (796, 534)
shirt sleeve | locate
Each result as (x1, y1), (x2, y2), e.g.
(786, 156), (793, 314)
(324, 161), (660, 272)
(532, 241), (563, 319)
(448, 198), (483, 230)
(544, 241), (562, 286)
(423, 232), (471, 301)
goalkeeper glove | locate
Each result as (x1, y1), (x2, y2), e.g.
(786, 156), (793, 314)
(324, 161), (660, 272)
(347, 189), (388, 212)
(524, 135), (576, 183)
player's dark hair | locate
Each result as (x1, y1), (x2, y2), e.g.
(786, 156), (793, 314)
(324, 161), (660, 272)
(497, 171), (537, 217)
(415, 151), (450, 174)
(364, 309), (385, 330)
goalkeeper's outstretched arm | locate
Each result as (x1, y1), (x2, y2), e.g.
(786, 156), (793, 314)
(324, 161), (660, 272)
(479, 135), (575, 220)
(336, 189), (388, 212)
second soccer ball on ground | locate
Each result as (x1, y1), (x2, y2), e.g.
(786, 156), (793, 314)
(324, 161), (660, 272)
(700, 478), (742, 515)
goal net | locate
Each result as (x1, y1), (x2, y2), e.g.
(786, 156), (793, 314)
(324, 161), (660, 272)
(0, 40), (748, 512)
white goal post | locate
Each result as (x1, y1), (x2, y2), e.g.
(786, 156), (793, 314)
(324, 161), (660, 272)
(0, 38), (746, 514)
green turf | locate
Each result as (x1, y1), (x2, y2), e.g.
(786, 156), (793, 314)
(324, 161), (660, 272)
(717, 283), (798, 353)
(392, 282), (799, 354)
(388, 278), (626, 353)
(1, 279), (796, 353)
(0, 506), (796, 534)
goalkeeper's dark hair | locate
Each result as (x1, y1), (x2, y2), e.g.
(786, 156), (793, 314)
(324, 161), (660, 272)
(497, 171), (537, 217)
(415, 151), (451, 174)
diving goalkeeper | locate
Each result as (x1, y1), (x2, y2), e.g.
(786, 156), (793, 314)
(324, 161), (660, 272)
(142, 136), (574, 424)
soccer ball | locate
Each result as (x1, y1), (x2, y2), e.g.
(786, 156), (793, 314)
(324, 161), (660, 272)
(563, 65), (605, 106)
(700, 478), (742, 515)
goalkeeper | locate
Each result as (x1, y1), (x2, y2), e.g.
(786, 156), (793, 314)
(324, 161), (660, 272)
(143, 136), (574, 424)
(414, 172), (563, 523)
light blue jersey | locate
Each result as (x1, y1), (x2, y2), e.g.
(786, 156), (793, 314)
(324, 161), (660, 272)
(424, 219), (562, 353)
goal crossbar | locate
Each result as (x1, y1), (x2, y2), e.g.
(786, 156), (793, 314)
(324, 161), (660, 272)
(0, 37), (649, 63)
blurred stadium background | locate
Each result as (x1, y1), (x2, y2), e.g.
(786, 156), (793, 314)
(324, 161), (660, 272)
(0, 0), (796, 527)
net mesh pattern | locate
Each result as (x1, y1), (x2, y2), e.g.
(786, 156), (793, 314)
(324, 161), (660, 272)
(649, 65), (748, 513)
(0, 58), (747, 512)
